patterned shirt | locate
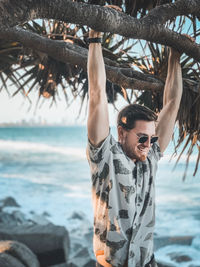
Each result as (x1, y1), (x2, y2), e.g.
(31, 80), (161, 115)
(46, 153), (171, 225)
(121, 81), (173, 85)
(87, 133), (162, 267)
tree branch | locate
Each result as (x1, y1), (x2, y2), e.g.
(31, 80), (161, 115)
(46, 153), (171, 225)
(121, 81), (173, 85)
(2, 26), (199, 94)
(0, 26), (164, 91)
(141, 0), (200, 25)
(0, 0), (200, 61)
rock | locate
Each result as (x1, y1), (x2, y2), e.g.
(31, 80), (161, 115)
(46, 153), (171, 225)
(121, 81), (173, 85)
(0, 207), (28, 226)
(0, 211), (18, 226)
(192, 235), (200, 250)
(83, 259), (96, 267)
(70, 211), (85, 220)
(0, 240), (39, 267)
(72, 242), (83, 252)
(0, 223), (70, 267)
(0, 253), (25, 267)
(0, 197), (20, 210)
(67, 263), (78, 267)
(154, 236), (193, 250)
(42, 211), (51, 217)
(30, 214), (51, 225)
(157, 259), (176, 267)
(49, 264), (67, 267)
(68, 247), (91, 267)
(167, 252), (192, 262)
(12, 210), (28, 224)
(74, 247), (90, 258)
(83, 229), (93, 244)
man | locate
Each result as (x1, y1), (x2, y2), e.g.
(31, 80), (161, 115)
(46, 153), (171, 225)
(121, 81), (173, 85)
(86, 27), (182, 267)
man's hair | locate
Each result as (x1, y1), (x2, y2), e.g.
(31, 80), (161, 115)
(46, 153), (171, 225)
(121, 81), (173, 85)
(117, 104), (158, 130)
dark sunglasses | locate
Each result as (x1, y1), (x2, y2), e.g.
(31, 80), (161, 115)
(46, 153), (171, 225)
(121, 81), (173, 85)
(133, 132), (158, 144)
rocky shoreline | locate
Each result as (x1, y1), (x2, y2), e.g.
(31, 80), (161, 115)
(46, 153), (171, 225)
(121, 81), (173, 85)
(0, 197), (199, 267)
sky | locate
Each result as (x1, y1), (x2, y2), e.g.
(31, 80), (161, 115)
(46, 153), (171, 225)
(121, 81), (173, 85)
(0, 84), (127, 125)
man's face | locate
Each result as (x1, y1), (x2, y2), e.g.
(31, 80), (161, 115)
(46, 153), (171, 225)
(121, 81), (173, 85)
(118, 120), (156, 162)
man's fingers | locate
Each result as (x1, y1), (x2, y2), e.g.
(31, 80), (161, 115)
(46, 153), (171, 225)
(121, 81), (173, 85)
(182, 34), (195, 43)
(105, 5), (122, 12)
(169, 47), (181, 58)
(89, 29), (102, 38)
(89, 5), (122, 38)
(168, 34), (196, 58)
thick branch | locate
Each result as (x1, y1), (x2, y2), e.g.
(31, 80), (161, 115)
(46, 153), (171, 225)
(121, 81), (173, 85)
(2, 27), (199, 94)
(0, 27), (164, 92)
(142, 0), (200, 24)
(0, 0), (200, 61)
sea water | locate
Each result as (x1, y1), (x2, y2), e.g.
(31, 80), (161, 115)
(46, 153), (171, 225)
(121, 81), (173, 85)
(0, 126), (199, 266)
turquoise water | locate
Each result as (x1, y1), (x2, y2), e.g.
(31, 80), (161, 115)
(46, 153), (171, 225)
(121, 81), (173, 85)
(0, 126), (199, 265)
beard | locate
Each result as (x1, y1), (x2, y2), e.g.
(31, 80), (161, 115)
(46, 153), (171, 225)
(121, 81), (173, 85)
(138, 154), (147, 161)
(122, 142), (148, 162)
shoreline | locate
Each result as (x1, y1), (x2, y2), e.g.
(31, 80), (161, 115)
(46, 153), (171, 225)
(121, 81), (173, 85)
(0, 196), (200, 267)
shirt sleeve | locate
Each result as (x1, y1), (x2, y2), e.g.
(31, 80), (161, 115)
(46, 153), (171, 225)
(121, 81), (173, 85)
(87, 133), (111, 165)
(86, 132), (113, 189)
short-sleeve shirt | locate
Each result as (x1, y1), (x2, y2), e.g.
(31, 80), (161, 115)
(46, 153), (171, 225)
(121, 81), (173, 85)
(86, 133), (162, 267)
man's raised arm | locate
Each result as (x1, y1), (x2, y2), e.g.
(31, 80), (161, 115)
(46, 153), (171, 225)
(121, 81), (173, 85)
(87, 30), (109, 147)
(156, 48), (183, 153)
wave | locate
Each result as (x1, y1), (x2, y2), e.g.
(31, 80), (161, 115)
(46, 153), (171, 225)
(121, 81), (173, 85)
(0, 139), (198, 164)
(159, 153), (198, 165)
(0, 139), (86, 159)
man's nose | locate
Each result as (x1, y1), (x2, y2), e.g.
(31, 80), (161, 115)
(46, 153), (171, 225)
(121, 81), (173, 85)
(143, 138), (151, 147)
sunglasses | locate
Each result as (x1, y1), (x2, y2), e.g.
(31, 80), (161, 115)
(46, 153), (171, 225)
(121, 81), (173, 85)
(133, 132), (158, 144)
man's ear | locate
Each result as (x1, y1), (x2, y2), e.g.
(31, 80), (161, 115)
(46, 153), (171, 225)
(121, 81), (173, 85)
(117, 126), (125, 142)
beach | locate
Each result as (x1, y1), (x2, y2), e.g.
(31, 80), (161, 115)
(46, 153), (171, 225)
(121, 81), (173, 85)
(0, 126), (199, 266)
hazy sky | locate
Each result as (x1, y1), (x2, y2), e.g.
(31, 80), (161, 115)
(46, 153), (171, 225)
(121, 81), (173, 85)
(0, 85), (127, 125)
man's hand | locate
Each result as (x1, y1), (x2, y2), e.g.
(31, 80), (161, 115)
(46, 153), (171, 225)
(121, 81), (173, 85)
(105, 5), (122, 12)
(89, 5), (121, 39)
(169, 34), (195, 59)
(89, 29), (101, 38)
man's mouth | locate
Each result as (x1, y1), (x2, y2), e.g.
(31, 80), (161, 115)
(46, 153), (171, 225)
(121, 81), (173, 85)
(138, 147), (148, 154)
(137, 146), (149, 161)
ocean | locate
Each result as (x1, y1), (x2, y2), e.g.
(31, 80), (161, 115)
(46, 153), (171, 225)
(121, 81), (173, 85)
(0, 126), (199, 266)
